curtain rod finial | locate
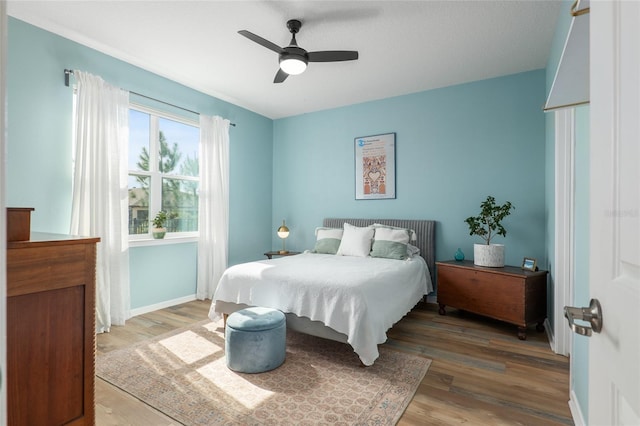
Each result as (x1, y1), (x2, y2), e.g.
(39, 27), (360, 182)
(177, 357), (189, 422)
(64, 69), (73, 87)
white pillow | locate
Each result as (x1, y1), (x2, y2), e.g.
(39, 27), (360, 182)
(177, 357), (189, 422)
(315, 226), (341, 237)
(373, 223), (417, 241)
(336, 223), (375, 257)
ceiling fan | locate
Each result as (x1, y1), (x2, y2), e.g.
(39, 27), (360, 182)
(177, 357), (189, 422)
(238, 19), (359, 83)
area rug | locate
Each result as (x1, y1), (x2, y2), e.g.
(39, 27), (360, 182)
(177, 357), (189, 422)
(96, 319), (431, 425)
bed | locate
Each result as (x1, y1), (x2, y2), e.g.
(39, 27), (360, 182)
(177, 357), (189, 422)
(209, 218), (436, 365)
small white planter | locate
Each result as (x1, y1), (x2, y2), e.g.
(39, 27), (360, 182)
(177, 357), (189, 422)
(473, 243), (505, 267)
(152, 227), (166, 239)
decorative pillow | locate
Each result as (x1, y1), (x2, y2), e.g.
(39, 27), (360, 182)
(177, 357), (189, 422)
(370, 226), (412, 260)
(373, 223), (417, 241)
(312, 227), (343, 254)
(336, 223), (375, 257)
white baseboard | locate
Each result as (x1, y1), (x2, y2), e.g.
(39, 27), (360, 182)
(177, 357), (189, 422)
(130, 294), (197, 317)
(568, 389), (586, 426)
(544, 318), (556, 352)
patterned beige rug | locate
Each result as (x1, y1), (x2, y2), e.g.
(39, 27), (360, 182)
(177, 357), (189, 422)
(96, 320), (431, 425)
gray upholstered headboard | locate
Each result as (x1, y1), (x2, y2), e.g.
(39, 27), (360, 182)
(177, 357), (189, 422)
(323, 218), (436, 285)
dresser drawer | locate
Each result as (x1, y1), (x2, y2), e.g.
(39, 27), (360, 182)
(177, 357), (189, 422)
(7, 243), (90, 297)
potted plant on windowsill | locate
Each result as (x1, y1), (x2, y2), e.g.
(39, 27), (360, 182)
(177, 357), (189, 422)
(464, 196), (514, 267)
(151, 210), (168, 239)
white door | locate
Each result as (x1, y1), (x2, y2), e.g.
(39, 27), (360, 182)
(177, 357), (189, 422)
(588, 0), (640, 424)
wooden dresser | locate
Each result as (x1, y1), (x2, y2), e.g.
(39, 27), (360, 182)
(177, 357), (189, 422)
(436, 260), (548, 340)
(7, 232), (99, 425)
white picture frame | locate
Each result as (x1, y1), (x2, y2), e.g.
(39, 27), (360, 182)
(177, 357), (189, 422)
(354, 132), (396, 200)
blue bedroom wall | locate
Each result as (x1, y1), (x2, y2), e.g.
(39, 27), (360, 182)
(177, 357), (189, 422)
(6, 18), (274, 309)
(272, 70), (547, 278)
(573, 105), (590, 422)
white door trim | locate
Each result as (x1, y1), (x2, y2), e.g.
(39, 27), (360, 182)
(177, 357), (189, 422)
(553, 108), (575, 357)
(0, 0), (8, 422)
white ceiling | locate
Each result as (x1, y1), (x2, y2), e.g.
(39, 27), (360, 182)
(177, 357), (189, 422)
(8, 0), (561, 119)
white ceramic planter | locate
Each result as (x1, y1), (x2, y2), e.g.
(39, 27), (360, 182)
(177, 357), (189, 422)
(152, 228), (166, 239)
(473, 243), (505, 267)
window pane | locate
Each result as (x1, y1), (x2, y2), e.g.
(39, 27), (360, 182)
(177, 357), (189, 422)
(162, 178), (198, 232)
(128, 174), (150, 234)
(158, 117), (199, 176)
(129, 110), (150, 171)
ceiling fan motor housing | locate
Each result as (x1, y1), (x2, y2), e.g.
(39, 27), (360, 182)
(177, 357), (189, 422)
(279, 46), (308, 73)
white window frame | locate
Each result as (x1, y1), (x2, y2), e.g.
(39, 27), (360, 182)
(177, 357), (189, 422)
(128, 103), (199, 246)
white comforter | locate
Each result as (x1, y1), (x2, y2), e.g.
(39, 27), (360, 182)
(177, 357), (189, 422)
(209, 252), (432, 365)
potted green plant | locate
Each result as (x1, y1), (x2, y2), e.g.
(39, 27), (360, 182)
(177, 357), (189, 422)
(464, 196), (514, 267)
(151, 210), (168, 239)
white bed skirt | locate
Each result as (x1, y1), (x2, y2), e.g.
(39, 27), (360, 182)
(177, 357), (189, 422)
(213, 300), (349, 344)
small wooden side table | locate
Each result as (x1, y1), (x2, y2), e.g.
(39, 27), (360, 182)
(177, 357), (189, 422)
(264, 251), (301, 259)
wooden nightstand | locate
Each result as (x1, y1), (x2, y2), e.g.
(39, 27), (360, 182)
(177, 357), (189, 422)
(436, 260), (548, 340)
(264, 251), (301, 259)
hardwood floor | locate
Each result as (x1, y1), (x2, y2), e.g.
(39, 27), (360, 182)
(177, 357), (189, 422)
(96, 300), (573, 425)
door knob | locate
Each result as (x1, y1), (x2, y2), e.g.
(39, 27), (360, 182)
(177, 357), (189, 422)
(564, 298), (603, 336)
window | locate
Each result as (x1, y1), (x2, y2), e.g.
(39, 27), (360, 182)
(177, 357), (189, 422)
(128, 106), (199, 239)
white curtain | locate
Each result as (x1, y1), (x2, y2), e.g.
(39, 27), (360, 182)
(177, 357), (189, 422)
(197, 115), (230, 299)
(70, 71), (131, 333)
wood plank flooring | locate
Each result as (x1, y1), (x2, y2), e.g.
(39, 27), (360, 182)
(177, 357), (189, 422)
(96, 300), (573, 425)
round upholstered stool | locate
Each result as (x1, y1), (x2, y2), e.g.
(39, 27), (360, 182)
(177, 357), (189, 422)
(225, 307), (286, 373)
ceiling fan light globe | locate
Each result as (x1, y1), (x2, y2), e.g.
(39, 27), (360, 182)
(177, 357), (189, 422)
(280, 58), (307, 75)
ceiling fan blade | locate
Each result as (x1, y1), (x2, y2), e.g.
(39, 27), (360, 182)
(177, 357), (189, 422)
(274, 68), (289, 83)
(307, 51), (359, 62)
(238, 30), (283, 54)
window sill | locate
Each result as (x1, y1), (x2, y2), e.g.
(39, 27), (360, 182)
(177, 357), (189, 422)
(129, 235), (198, 248)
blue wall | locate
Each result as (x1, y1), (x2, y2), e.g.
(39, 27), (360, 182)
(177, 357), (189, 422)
(7, 18), (274, 309)
(573, 105), (590, 421)
(273, 70), (547, 276)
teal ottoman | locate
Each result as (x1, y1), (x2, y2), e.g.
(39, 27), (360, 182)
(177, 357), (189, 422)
(225, 307), (286, 373)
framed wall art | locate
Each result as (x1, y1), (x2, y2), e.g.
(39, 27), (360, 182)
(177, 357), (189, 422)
(354, 132), (396, 200)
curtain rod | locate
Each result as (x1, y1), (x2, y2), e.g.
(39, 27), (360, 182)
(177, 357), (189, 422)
(64, 69), (236, 127)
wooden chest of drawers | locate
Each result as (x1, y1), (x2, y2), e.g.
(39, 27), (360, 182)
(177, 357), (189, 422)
(436, 260), (548, 339)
